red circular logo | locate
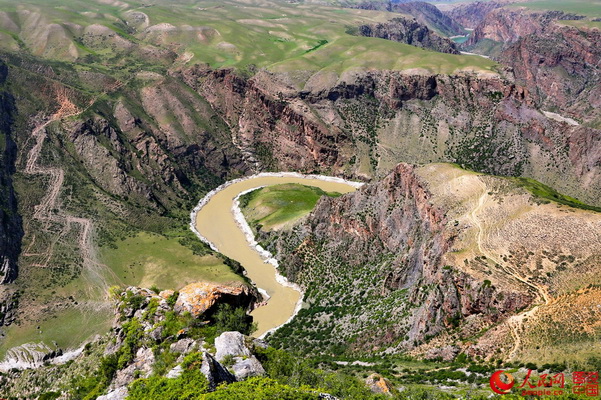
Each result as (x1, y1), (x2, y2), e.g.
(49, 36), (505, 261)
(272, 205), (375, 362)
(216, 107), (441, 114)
(490, 370), (515, 394)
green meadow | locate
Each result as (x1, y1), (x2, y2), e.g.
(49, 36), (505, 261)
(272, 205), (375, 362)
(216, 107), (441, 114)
(0, 0), (499, 77)
(507, 0), (601, 17)
(0, 231), (242, 358)
(240, 183), (341, 231)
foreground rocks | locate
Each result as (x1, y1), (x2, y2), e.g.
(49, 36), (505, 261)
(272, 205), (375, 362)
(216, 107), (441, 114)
(215, 331), (266, 380)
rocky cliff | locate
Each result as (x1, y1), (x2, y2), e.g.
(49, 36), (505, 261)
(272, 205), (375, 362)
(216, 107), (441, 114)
(0, 60), (22, 285)
(352, 1), (465, 37)
(498, 22), (601, 124)
(263, 163), (601, 361)
(175, 66), (601, 207)
(466, 9), (583, 47)
(461, 6), (600, 124)
(358, 18), (459, 54)
(392, 2), (465, 37)
(445, 1), (511, 29)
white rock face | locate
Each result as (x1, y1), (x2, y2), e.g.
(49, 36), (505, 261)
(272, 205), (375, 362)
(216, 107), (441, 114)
(0, 342), (61, 371)
(214, 331), (251, 361)
(110, 347), (154, 390)
(96, 387), (128, 400)
(232, 356), (266, 380)
(214, 331), (266, 380)
(166, 364), (183, 379)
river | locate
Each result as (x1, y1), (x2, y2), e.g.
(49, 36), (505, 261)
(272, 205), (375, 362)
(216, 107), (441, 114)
(192, 173), (362, 337)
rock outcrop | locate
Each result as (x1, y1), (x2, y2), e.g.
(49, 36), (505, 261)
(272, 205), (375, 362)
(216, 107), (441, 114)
(0, 60), (22, 285)
(358, 18), (459, 54)
(175, 282), (259, 318)
(264, 163), (601, 359)
(365, 373), (395, 396)
(201, 352), (237, 391)
(0, 342), (62, 371)
(214, 331), (265, 381)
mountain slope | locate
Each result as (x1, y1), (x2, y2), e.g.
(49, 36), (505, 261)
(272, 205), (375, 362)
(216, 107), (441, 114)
(263, 163), (601, 363)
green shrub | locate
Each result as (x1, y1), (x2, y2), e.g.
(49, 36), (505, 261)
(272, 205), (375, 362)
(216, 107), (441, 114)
(128, 368), (209, 400)
(203, 377), (318, 400)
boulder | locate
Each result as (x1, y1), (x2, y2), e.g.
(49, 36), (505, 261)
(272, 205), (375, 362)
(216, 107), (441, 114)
(365, 373), (395, 396)
(231, 356), (266, 380)
(110, 347), (154, 389)
(214, 331), (265, 380)
(214, 331), (251, 361)
(200, 352), (236, 391)
(174, 282), (255, 318)
(169, 338), (197, 354)
(96, 387), (128, 400)
(166, 364), (183, 379)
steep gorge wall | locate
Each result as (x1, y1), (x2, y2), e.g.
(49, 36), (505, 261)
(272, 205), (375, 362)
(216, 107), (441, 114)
(176, 66), (601, 207)
(456, 5), (599, 122)
(358, 18), (459, 54)
(498, 23), (601, 122)
(0, 61), (22, 285)
(263, 164), (533, 355)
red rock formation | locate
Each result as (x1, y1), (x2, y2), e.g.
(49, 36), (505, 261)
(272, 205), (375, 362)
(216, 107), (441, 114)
(174, 282), (258, 318)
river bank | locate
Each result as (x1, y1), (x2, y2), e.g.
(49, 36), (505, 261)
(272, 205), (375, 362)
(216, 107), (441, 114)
(191, 172), (363, 337)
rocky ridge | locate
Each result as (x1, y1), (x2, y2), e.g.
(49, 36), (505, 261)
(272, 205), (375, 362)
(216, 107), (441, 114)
(357, 18), (459, 54)
(175, 66), (601, 207)
(263, 163), (601, 361)
(0, 281), (263, 398)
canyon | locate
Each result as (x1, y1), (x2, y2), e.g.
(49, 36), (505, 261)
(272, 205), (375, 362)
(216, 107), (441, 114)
(0, 0), (599, 397)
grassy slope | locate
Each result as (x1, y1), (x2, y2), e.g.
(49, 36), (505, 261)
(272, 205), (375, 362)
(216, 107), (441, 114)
(240, 183), (342, 231)
(0, 231), (243, 357)
(506, 0), (601, 17)
(0, 0), (498, 76)
(558, 19), (601, 29)
(99, 232), (244, 289)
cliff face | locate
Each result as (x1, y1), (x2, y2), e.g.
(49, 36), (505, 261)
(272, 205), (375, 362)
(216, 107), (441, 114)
(467, 9), (582, 46)
(358, 18), (459, 54)
(263, 164), (535, 356)
(175, 66), (601, 207)
(264, 162), (601, 359)
(445, 1), (508, 29)
(0, 61), (22, 285)
(392, 1), (465, 37)
(498, 23), (601, 122)
(461, 6), (600, 123)
(352, 1), (465, 37)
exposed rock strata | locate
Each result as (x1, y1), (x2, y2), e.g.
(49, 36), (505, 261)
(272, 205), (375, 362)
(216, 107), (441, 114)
(175, 66), (601, 206)
(358, 18), (459, 54)
(264, 162), (601, 358)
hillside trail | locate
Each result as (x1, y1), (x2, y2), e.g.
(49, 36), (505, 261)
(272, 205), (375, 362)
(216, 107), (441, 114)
(468, 178), (551, 360)
(22, 89), (116, 296)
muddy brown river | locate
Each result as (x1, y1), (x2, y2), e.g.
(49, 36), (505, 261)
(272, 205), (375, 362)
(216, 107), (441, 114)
(193, 174), (361, 337)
